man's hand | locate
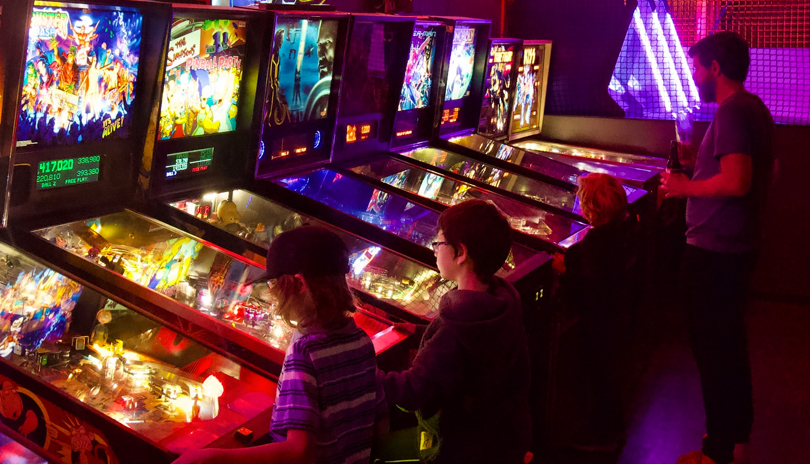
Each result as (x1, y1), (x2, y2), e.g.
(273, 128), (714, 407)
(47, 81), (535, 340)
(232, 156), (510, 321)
(660, 171), (692, 198)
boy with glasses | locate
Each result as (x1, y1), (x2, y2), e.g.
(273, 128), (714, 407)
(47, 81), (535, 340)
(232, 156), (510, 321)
(377, 199), (532, 464)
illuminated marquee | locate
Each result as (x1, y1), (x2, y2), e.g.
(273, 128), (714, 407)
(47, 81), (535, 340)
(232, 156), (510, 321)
(30, 9), (69, 38)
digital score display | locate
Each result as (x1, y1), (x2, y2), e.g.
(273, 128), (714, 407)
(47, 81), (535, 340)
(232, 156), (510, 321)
(36, 156), (101, 190)
(346, 121), (378, 144)
(166, 148), (214, 179)
(441, 107), (460, 125)
(271, 133), (309, 161)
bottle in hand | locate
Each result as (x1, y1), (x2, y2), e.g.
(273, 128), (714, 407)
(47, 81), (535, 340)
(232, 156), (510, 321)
(667, 140), (684, 174)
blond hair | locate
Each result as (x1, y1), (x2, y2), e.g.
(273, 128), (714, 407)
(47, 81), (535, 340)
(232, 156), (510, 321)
(270, 274), (356, 332)
(577, 173), (628, 227)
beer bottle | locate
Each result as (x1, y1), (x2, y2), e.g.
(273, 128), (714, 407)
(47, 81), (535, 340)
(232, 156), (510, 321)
(667, 140), (684, 174)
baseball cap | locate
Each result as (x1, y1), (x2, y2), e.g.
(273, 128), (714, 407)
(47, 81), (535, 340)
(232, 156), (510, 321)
(254, 226), (350, 283)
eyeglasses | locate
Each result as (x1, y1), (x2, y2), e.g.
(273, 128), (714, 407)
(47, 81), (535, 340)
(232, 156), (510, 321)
(430, 241), (450, 252)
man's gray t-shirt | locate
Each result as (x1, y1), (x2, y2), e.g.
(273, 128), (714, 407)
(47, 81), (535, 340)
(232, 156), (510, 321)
(686, 91), (775, 253)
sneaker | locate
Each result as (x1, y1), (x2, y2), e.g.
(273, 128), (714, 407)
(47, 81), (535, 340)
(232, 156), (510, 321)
(670, 450), (719, 464)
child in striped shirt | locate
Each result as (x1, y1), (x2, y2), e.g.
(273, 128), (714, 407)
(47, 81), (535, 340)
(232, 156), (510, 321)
(173, 226), (386, 464)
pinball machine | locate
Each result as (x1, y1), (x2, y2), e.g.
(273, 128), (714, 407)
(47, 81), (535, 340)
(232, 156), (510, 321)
(0, 3), (294, 461)
(0, 239), (278, 463)
(151, 14), (461, 326)
(371, 19), (652, 230)
(439, 40), (665, 192)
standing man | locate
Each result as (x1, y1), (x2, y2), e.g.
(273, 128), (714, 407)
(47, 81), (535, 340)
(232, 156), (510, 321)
(661, 31), (775, 464)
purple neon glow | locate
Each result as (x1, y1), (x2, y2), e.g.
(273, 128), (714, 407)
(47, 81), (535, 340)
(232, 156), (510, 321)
(694, 48), (810, 125)
(612, 3), (810, 125)
(634, 8), (672, 114)
(664, 12), (701, 107)
(651, 10), (688, 110)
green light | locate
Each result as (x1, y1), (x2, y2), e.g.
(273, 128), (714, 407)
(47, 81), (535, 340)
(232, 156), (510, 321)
(36, 156), (101, 190)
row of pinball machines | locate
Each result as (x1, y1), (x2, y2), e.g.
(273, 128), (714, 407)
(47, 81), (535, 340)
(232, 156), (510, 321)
(0, 0), (669, 461)
(0, 2), (456, 463)
(0, 1), (560, 461)
(233, 14), (590, 452)
(444, 38), (666, 191)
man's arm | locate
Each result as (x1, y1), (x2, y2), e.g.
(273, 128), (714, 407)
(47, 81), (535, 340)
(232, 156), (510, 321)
(662, 153), (752, 198)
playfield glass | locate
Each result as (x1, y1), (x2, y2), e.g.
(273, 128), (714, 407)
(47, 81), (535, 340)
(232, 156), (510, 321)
(276, 169), (440, 248)
(32, 210), (297, 351)
(398, 23), (437, 111)
(275, 169), (540, 273)
(0, 241), (275, 451)
(443, 25), (476, 102)
(16, 5), (143, 148)
(513, 140), (667, 171)
(158, 17), (247, 140)
(265, 18), (339, 126)
(168, 190), (454, 318)
(350, 158), (589, 246)
(450, 133), (581, 185)
(500, 138), (661, 184)
(401, 147), (581, 215)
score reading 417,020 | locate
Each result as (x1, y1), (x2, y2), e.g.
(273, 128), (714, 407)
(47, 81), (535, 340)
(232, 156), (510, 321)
(36, 155), (102, 190)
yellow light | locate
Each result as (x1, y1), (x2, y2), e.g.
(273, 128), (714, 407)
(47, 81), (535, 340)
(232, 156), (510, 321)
(91, 343), (113, 358)
(173, 395), (194, 422)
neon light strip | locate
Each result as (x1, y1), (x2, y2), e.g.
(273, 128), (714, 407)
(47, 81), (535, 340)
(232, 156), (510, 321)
(651, 10), (688, 109)
(634, 8), (672, 113)
(665, 12), (700, 105)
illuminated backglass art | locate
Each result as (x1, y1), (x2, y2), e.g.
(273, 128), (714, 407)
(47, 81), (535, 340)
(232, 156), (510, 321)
(511, 44), (544, 134)
(398, 24), (437, 111)
(479, 42), (516, 138)
(16, 5), (143, 148)
(265, 18), (339, 127)
(444, 26), (476, 102)
(158, 18), (247, 140)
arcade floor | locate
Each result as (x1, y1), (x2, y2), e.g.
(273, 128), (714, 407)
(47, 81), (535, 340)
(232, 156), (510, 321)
(544, 296), (810, 464)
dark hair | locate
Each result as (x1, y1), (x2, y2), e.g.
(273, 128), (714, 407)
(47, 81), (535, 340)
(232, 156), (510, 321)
(270, 274), (356, 332)
(688, 31), (750, 82)
(438, 199), (512, 281)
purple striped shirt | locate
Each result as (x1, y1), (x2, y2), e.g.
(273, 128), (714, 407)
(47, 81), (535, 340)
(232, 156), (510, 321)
(270, 318), (384, 464)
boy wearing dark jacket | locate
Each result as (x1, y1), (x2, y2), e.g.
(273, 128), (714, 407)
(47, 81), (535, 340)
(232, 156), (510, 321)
(377, 199), (532, 464)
